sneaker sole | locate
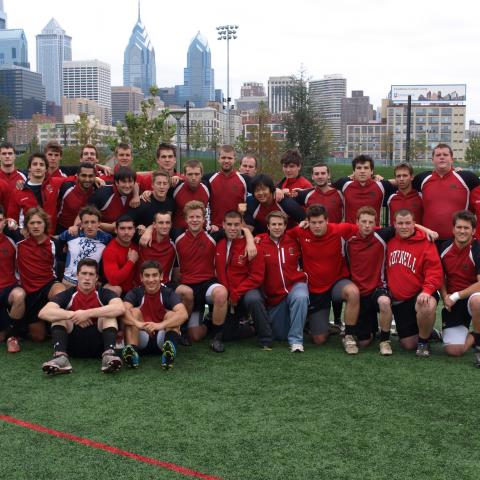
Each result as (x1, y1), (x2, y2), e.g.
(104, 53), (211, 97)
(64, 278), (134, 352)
(102, 358), (122, 373)
(122, 348), (140, 368)
(42, 365), (72, 375)
(161, 352), (175, 370)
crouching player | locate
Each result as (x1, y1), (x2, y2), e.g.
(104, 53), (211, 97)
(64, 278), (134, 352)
(39, 259), (125, 374)
(439, 210), (480, 367)
(122, 260), (188, 369)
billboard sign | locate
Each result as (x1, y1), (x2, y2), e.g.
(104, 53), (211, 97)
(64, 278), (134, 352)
(391, 84), (466, 104)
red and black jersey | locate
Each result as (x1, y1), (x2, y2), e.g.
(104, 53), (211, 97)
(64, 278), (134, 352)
(88, 185), (133, 224)
(469, 186), (480, 238)
(386, 229), (443, 301)
(138, 232), (176, 284)
(0, 178), (10, 211)
(51, 287), (117, 323)
(346, 227), (395, 296)
(102, 240), (139, 293)
(0, 231), (18, 289)
(124, 285), (180, 323)
(334, 178), (395, 224)
(256, 232), (307, 305)
(440, 239), (480, 294)
(277, 176), (313, 192)
(215, 236), (264, 303)
(296, 187), (344, 223)
(175, 229), (216, 285)
(48, 166), (78, 179)
(413, 169), (479, 240)
(0, 168), (27, 192)
(57, 181), (95, 229)
(289, 223), (358, 293)
(244, 196), (305, 234)
(7, 180), (59, 234)
(17, 235), (57, 293)
(172, 181), (210, 229)
(387, 189), (423, 225)
(204, 171), (248, 228)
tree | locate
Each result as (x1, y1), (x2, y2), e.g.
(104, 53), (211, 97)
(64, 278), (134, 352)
(72, 112), (99, 146)
(190, 122), (207, 150)
(114, 86), (176, 170)
(281, 71), (331, 168)
(0, 96), (12, 142)
(466, 135), (480, 170)
(381, 129), (395, 166)
(408, 135), (428, 164)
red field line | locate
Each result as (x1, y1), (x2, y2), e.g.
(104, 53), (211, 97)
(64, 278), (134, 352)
(0, 414), (223, 480)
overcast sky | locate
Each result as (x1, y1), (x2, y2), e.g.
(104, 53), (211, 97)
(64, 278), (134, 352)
(5, 0), (480, 121)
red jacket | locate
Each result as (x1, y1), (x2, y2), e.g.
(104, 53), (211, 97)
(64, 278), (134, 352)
(256, 233), (307, 305)
(386, 229), (442, 300)
(215, 237), (264, 303)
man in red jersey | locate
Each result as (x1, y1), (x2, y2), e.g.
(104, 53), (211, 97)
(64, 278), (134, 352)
(413, 143), (479, 242)
(16, 207), (66, 344)
(138, 212), (177, 286)
(295, 163), (344, 223)
(103, 215), (139, 296)
(277, 149), (312, 195)
(121, 260), (188, 369)
(289, 204), (361, 354)
(0, 206), (26, 352)
(439, 210), (480, 366)
(39, 259), (124, 374)
(44, 141), (78, 178)
(387, 162), (423, 225)
(174, 200), (228, 352)
(7, 153), (59, 234)
(172, 160), (209, 229)
(386, 209), (443, 357)
(256, 211), (309, 352)
(0, 143), (27, 195)
(203, 145), (249, 229)
(333, 154), (395, 225)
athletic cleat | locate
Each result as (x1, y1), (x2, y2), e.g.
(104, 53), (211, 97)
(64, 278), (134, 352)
(6, 336), (20, 353)
(429, 328), (442, 343)
(290, 343), (304, 353)
(379, 340), (393, 356)
(161, 340), (176, 370)
(122, 344), (140, 368)
(260, 344), (273, 351)
(210, 334), (225, 353)
(415, 342), (430, 358)
(42, 354), (72, 375)
(474, 349), (480, 368)
(342, 335), (359, 355)
(328, 323), (343, 336)
(101, 349), (122, 373)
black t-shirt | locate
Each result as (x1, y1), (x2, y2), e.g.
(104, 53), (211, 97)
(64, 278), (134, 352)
(128, 196), (176, 227)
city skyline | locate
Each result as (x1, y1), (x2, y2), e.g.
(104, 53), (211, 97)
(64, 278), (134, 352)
(4, 0), (480, 121)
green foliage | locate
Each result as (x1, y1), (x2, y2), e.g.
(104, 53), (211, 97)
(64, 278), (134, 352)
(465, 135), (480, 169)
(190, 122), (207, 150)
(0, 95), (11, 142)
(281, 71), (331, 167)
(408, 134), (428, 164)
(114, 86), (176, 171)
(72, 112), (99, 146)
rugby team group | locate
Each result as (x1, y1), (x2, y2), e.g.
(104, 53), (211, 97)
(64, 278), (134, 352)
(1, 139), (480, 374)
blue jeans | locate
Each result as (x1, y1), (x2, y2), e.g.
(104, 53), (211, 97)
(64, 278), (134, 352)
(268, 282), (309, 345)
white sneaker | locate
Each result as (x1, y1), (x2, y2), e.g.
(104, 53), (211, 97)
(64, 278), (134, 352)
(290, 343), (304, 353)
(342, 335), (359, 355)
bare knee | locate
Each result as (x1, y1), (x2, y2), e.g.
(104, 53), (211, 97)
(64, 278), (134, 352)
(312, 334), (329, 345)
(212, 286), (228, 305)
(188, 326), (206, 342)
(377, 296), (391, 312)
(10, 288), (26, 305)
(400, 336), (417, 351)
(343, 284), (359, 303)
(444, 345), (466, 357)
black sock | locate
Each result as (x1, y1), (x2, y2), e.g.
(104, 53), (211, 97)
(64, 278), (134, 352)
(344, 324), (356, 336)
(102, 327), (117, 351)
(6, 311), (21, 338)
(418, 336), (429, 344)
(165, 330), (180, 347)
(380, 330), (390, 342)
(473, 332), (480, 348)
(211, 324), (224, 338)
(51, 325), (68, 354)
(333, 302), (343, 324)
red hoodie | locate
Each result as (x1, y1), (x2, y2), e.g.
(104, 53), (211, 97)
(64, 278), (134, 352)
(386, 229), (442, 301)
(215, 237), (264, 303)
(256, 233), (307, 305)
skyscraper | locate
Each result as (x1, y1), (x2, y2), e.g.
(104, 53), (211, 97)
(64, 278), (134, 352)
(309, 74), (347, 147)
(268, 76), (294, 114)
(0, 0), (7, 29)
(36, 18), (72, 106)
(111, 86), (143, 125)
(123, 0), (156, 97)
(63, 60), (112, 125)
(176, 32), (215, 108)
(0, 28), (29, 68)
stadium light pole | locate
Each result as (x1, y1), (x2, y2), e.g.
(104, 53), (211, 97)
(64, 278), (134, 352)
(216, 24), (239, 145)
(169, 109), (186, 172)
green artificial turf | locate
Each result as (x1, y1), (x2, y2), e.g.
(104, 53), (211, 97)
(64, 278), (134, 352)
(1, 332), (480, 480)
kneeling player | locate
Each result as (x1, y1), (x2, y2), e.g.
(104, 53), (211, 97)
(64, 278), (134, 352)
(122, 260), (188, 369)
(39, 259), (125, 374)
(440, 210), (480, 366)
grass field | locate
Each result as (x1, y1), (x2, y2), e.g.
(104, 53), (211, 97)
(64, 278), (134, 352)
(1, 326), (480, 480)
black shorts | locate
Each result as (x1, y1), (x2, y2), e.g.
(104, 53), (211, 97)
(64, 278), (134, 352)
(356, 289), (390, 341)
(187, 278), (221, 311)
(308, 278), (352, 314)
(441, 299), (471, 330)
(391, 292), (439, 339)
(67, 324), (104, 358)
(0, 284), (18, 331)
(25, 280), (59, 324)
